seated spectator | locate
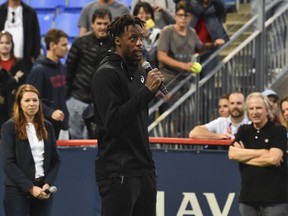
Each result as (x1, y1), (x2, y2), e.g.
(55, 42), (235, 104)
(78, 0), (130, 36)
(190, 0), (229, 78)
(133, 1), (161, 68)
(189, 91), (249, 140)
(26, 29), (69, 139)
(132, 0), (175, 29)
(261, 89), (281, 124)
(66, 8), (113, 139)
(218, 94), (229, 117)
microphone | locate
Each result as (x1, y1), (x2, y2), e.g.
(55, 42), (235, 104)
(141, 61), (168, 95)
(44, 186), (57, 194)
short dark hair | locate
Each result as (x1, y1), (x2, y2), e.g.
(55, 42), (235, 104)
(175, 0), (193, 13)
(106, 14), (145, 39)
(45, 29), (68, 50)
(219, 94), (229, 101)
(92, 8), (112, 23)
(132, 1), (155, 21)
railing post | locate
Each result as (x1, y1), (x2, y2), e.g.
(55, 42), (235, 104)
(255, 0), (266, 90)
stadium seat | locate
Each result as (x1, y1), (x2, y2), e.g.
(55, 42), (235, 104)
(28, 0), (67, 13)
(118, 0), (132, 9)
(37, 13), (54, 36)
(65, 0), (91, 12)
(224, 0), (239, 11)
(54, 13), (80, 39)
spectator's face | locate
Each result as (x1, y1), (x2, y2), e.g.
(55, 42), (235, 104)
(174, 9), (192, 28)
(218, 98), (229, 117)
(228, 93), (245, 118)
(115, 24), (143, 63)
(247, 96), (268, 127)
(92, 15), (110, 39)
(20, 91), (40, 120)
(267, 95), (278, 116)
(54, 37), (69, 59)
(0, 35), (12, 56)
(136, 7), (152, 21)
(281, 101), (288, 122)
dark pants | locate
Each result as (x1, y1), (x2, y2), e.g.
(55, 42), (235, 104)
(239, 202), (288, 216)
(4, 186), (53, 216)
(97, 173), (157, 216)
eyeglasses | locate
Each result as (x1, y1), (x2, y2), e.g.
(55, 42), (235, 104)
(11, 11), (15, 24)
(176, 13), (192, 18)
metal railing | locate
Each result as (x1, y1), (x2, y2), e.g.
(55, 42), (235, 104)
(148, 0), (288, 139)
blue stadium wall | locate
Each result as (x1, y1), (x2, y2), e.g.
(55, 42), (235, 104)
(0, 147), (241, 216)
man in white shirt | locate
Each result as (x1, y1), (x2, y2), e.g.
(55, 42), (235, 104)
(189, 91), (249, 140)
(0, 0), (41, 72)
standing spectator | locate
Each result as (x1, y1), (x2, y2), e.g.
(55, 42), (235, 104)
(228, 92), (288, 216)
(280, 96), (288, 133)
(92, 14), (165, 215)
(0, 30), (26, 85)
(1, 84), (60, 216)
(189, 91), (248, 139)
(262, 89), (281, 124)
(190, 0), (229, 78)
(0, 66), (17, 139)
(133, 1), (161, 68)
(131, 0), (175, 29)
(78, 0), (130, 36)
(66, 8), (113, 139)
(218, 94), (229, 117)
(157, 0), (224, 87)
(0, 30), (27, 138)
(0, 0), (41, 73)
(26, 29), (69, 140)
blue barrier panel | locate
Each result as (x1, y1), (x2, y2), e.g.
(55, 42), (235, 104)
(0, 147), (240, 216)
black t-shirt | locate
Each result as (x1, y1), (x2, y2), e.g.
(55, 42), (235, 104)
(233, 121), (288, 204)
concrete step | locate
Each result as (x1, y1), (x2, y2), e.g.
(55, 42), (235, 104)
(237, 3), (251, 13)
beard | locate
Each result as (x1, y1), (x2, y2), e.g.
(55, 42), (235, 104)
(229, 109), (244, 118)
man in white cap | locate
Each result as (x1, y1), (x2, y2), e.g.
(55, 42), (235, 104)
(262, 89), (281, 124)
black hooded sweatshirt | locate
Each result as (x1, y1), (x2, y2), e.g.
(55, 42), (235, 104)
(92, 53), (156, 181)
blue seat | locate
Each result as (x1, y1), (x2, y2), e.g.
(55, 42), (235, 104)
(37, 13), (54, 36)
(0, 0), (6, 5)
(224, 0), (238, 11)
(117, 0), (132, 9)
(28, 0), (67, 13)
(54, 13), (80, 39)
(65, 0), (91, 12)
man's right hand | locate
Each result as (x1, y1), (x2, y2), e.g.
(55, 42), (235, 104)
(51, 109), (64, 121)
(145, 68), (165, 93)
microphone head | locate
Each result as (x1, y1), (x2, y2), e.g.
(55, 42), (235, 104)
(141, 61), (151, 70)
(49, 186), (57, 193)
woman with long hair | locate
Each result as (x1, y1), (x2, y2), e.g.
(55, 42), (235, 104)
(0, 30), (28, 133)
(1, 84), (60, 216)
(0, 30), (26, 84)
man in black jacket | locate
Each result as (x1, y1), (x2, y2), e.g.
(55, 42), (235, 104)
(66, 8), (113, 139)
(0, 0), (41, 73)
(92, 14), (165, 216)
